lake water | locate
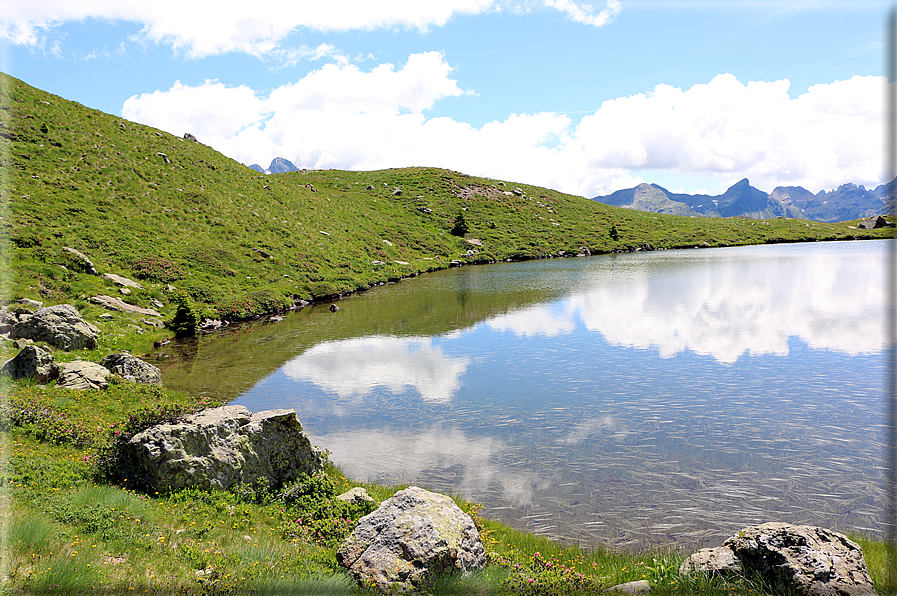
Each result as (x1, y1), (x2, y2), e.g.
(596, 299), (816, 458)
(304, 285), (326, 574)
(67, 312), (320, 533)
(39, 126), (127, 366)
(153, 239), (890, 551)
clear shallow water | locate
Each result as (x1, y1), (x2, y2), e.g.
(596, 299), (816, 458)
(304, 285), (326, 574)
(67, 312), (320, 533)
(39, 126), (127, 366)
(159, 240), (890, 550)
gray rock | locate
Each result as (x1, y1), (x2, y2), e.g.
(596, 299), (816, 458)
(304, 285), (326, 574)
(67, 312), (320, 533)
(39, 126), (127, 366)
(10, 304), (99, 351)
(1, 345), (59, 382)
(116, 405), (323, 492)
(62, 247), (98, 275)
(103, 273), (143, 289)
(858, 215), (887, 229)
(100, 352), (161, 384)
(337, 486), (486, 592)
(183, 133), (198, 142)
(90, 295), (162, 317)
(679, 546), (742, 575)
(57, 361), (111, 390)
(608, 579), (651, 594)
(336, 487), (375, 504)
(16, 298), (43, 308)
(723, 522), (878, 596)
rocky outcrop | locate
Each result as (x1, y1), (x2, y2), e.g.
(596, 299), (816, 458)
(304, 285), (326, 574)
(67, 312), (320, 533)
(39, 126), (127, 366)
(57, 360), (111, 390)
(100, 352), (161, 384)
(10, 304), (99, 350)
(337, 486), (487, 592)
(62, 247), (98, 275)
(858, 215), (888, 229)
(0, 345), (59, 382)
(116, 405), (323, 492)
(102, 273), (143, 289)
(90, 295), (162, 317)
(680, 522), (878, 596)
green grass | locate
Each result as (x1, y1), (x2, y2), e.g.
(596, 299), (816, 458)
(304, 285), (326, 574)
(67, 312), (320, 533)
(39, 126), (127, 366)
(2, 70), (892, 359)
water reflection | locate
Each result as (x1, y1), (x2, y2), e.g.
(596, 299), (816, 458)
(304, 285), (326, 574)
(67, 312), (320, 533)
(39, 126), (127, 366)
(216, 240), (889, 549)
(282, 336), (470, 403)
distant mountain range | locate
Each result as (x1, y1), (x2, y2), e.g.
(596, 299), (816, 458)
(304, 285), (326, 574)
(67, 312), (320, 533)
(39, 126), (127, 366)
(592, 178), (895, 223)
(253, 156), (892, 223)
(249, 157), (300, 175)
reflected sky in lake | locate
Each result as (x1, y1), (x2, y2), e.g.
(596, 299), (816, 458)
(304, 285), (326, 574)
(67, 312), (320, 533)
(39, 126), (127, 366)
(234, 239), (889, 549)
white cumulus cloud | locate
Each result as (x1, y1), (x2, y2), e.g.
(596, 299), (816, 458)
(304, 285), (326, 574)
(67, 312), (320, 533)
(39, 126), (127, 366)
(120, 56), (886, 197)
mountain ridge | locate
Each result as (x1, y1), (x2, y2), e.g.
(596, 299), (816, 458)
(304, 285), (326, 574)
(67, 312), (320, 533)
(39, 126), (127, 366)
(592, 178), (892, 222)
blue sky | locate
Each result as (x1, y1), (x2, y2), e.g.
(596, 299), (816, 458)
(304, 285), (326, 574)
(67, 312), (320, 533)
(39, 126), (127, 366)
(1, 0), (890, 196)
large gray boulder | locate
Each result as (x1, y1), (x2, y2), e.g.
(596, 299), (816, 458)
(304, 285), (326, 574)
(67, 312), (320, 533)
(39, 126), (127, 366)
(681, 522), (878, 596)
(101, 352), (161, 384)
(116, 405), (323, 492)
(57, 360), (111, 390)
(0, 345), (59, 382)
(10, 304), (99, 350)
(337, 486), (487, 592)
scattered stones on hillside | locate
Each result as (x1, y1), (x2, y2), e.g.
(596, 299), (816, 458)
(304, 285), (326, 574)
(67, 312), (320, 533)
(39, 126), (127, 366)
(336, 486), (487, 592)
(680, 522), (878, 596)
(252, 247), (274, 259)
(183, 132), (198, 141)
(464, 238), (484, 247)
(116, 405), (323, 492)
(102, 273), (143, 289)
(10, 304), (99, 351)
(336, 487), (375, 505)
(1, 345), (59, 382)
(100, 352), (161, 384)
(57, 360), (111, 390)
(858, 215), (888, 229)
(90, 295), (162, 317)
(62, 247), (98, 275)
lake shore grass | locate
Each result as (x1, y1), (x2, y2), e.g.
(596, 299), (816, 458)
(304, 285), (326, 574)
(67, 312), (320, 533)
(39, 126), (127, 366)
(1, 379), (893, 595)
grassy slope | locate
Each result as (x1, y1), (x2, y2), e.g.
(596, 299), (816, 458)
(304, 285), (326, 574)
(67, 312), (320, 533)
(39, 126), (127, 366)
(2, 71), (892, 357)
(1, 72), (895, 593)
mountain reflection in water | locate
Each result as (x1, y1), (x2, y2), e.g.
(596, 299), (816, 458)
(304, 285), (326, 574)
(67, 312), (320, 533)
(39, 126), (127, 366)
(161, 240), (888, 550)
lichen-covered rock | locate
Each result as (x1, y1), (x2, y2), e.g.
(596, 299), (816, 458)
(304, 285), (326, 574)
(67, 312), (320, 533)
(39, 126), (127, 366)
(0, 345), (59, 382)
(679, 546), (742, 575)
(116, 405), (323, 492)
(101, 352), (161, 384)
(723, 522), (877, 596)
(337, 486), (486, 592)
(10, 304), (99, 350)
(57, 360), (111, 390)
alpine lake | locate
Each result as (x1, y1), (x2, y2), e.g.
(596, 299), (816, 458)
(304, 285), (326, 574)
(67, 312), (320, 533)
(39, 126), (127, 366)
(149, 239), (891, 551)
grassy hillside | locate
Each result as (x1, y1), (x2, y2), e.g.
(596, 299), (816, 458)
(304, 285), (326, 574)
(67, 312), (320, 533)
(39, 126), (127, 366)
(2, 71), (892, 354)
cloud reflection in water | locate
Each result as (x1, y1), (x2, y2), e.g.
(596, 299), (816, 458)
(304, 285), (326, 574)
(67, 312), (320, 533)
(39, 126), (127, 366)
(282, 335), (470, 402)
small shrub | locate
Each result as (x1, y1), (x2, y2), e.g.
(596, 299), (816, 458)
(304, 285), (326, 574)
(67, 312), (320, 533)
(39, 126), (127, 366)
(167, 290), (204, 337)
(451, 212), (469, 237)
